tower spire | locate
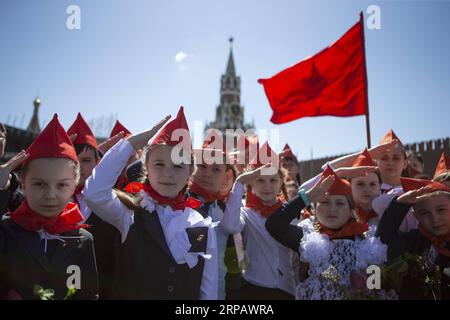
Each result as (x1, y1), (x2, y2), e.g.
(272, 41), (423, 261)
(204, 37), (253, 136)
(27, 97), (41, 134)
(226, 37), (236, 77)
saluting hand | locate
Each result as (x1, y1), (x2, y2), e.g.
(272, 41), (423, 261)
(397, 187), (436, 205)
(235, 162), (272, 185)
(335, 166), (378, 179)
(0, 150), (29, 190)
(127, 115), (171, 151)
(306, 174), (335, 203)
(98, 131), (126, 155)
(369, 139), (400, 159)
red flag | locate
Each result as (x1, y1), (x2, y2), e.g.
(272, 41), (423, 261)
(258, 15), (368, 124)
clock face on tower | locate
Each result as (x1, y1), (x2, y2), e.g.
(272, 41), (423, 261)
(231, 104), (240, 117)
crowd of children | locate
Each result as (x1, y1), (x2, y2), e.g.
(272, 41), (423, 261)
(0, 109), (449, 300)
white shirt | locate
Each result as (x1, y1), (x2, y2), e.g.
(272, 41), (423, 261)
(75, 193), (93, 224)
(299, 171), (322, 192)
(83, 138), (218, 299)
(207, 182), (245, 234)
(196, 182), (245, 300)
(229, 206), (296, 295)
(372, 185), (418, 232)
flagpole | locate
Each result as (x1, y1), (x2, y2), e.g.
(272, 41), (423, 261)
(360, 12), (371, 148)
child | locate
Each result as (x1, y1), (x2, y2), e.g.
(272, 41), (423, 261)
(223, 142), (296, 299)
(216, 164), (244, 300)
(108, 120), (141, 190)
(187, 131), (259, 300)
(376, 177), (450, 299)
(303, 130), (417, 232)
(348, 149), (381, 225)
(370, 130), (418, 231)
(322, 130), (405, 191)
(0, 114), (98, 300)
(266, 166), (394, 300)
(84, 107), (218, 299)
(298, 149), (380, 225)
(67, 113), (121, 299)
(285, 179), (300, 201)
(280, 144), (302, 186)
(407, 150), (425, 176)
(218, 166), (237, 202)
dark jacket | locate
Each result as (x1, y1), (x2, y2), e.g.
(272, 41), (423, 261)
(85, 212), (121, 299)
(111, 207), (207, 299)
(265, 196), (306, 252)
(0, 216), (98, 300)
(376, 198), (450, 300)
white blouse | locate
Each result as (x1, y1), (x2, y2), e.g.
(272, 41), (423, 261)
(372, 184), (418, 232)
(295, 218), (396, 300)
(229, 206), (296, 295)
(190, 175), (245, 300)
(83, 138), (218, 300)
(75, 193), (93, 224)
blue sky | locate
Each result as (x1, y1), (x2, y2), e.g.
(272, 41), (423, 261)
(1, 0), (449, 160)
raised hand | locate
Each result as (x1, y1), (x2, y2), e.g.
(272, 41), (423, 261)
(335, 166), (378, 179)
(0, 150), (29, 189)
(127, 115), (171, 151)
(397, 187), (436, 205)
(369, 139), (400, 159)
(98, 131), (126, 155)
(306, 175), (335, 203)
(235, 163), (272, 185)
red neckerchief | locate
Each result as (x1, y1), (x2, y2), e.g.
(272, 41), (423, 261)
(355, 207), (378, 224)
(124, 182), (201, 211)
(418, 225), (450, 257)
(116, 175), (129, 190)
(10, 201), (88, 234)
(316, 219), (368, 240)
(188, 181), (221, 203)
(245, 191), (283, 218)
